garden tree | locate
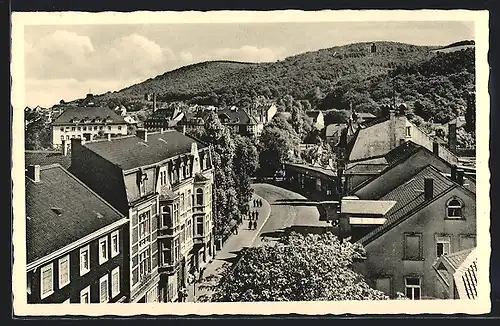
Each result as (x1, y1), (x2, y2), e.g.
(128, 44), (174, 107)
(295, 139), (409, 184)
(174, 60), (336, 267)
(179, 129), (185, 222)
(207, 232), (389, 302)
(456, 127), (476, 149)
(324, 109), (351, 125)
(200, 112), (240, 237)
(290, 103), (313, 141)
(185, 125), (206, 141)
(257, 116), (300, 176)
(232, 135), (260, 215)
(25, 110), (52, 150)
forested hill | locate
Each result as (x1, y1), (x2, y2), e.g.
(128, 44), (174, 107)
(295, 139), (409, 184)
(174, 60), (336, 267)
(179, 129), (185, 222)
(93, 40), (474, 124)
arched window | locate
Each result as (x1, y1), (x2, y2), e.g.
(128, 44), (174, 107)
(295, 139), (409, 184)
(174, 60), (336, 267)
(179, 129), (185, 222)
(196, 188), (204, 206)
(161, 205), (172, 227)
(447, 198), (463, 218)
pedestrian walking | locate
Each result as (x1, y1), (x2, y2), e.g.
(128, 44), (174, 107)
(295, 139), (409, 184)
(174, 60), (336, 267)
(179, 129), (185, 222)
(255, 211), (259, 220)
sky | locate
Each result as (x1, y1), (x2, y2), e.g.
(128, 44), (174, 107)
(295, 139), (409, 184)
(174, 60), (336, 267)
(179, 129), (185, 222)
(23, 21), (474, 108)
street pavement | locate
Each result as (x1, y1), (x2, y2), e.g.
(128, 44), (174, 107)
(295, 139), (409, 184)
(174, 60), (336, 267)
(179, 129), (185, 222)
(185, 182), (320, 302)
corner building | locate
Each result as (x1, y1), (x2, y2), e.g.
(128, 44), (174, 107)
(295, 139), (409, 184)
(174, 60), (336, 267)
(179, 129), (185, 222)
(69, 129), (215, 302)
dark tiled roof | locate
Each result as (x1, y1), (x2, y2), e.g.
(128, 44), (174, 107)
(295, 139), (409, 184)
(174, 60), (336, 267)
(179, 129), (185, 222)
(217, 108), (258, 125)
(25, 151), (71, 169)
(384, 141), (422, 165)
(194, 173), (209, 182)
(26, 164), (126, 264)
(358, 165), (456, 245)
(159, 186), (178, 201)
(83, 130), (207, 171)
(52, 106), (126, 125)
(452, 248), (478, 299)
(444, 247), (475, 270)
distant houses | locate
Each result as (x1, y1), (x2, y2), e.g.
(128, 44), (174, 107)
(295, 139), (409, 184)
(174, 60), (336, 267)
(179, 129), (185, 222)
(305, 110), (325, 131)
(51, 106), (128, 151)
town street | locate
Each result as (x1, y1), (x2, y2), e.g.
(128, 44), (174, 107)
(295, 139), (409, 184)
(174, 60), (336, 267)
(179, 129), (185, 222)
(187, 182), (320, 302)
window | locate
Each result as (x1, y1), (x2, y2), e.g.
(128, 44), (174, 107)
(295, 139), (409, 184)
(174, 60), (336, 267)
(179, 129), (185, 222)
(71, 127), (76, 131)
(118, 126), (122, 130)
(187, 218), (193, 240)
(94, 126), (98, 130)
(111, 267), (120, 298)
(436, 236), (451, 257)
(180, 225), (185, 244)
(196, 188), (204, 206)
(66, 135), (70, 140)
(80, 286), (90, 303)
(99, 126), (104, 130)
(179, 164), (184, 180)
(60, 127), (64, 132)
(161, 241), (171, 266)
(138, 210), (151, 248)
(187, 190), (192, 210)
(173, 238), (180, 263)
(40, 263), (54, 299)
(196, 216), (204, 236)
(77, 126), (81, 131)
(375, 277), (391, 296)
(99, 275), (109, 303)
(80, 245), (90, 275)
(140, 179), (146, 196)
(111, 230), (119, 258)
(447, 199), (463, 218)
(180, 193), (185, 212)
(139, 249), (151, 280)
(173, 203), (179, 226)
(162, 205), (172, 228)
(404, 233), (422, 260)
(99, 237), (109, 265)
(405, 277), (421, 300)
(405, 126), (411, 137)
(83, 126), (87, 131)
(58, 255), (70, 288)
(60, 135), (65, 140)
(108, 126), (112, 131)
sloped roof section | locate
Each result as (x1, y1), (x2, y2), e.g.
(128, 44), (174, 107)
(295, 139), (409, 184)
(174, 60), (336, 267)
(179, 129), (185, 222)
(83, 130), (207, 171)
(52, 106), (126, 125)
(25, 151), (71, 169)
(26, 164), (126, 264)
(358, 165), (456, 245)
(452, 248), (478, 299)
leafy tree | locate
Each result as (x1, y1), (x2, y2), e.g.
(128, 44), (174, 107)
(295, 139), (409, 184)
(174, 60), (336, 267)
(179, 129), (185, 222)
(456, 127), (476, 149)
(464, 91), (476, 133)
(257, 116), (300, 177)
(206, 232), (389, 302)
(233, 135), (260, 215)
(25, 110), (52, 150)
(200, 112), (240, 237)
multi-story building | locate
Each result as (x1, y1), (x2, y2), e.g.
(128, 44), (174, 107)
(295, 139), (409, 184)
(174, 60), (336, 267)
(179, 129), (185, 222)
(340, 162), (476, 300)
(69, 129), (215, 303)
(51, 106), (128, 150)
(26, 164), (129, 304)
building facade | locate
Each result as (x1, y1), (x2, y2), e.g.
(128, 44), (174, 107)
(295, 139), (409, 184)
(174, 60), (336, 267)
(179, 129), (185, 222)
(26, 164), (129, 304)
(51, 106), (128, 150)
(69, 129), (215, 303)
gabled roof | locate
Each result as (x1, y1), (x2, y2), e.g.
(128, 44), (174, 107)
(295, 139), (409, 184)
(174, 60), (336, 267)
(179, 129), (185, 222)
(344, 163), (388, 175)
(352, 143), (451, 199)
(285, 162), (336, 178)
(26, 164), (126, 264)
(358, 165), (457, 246)
(82, 130), (207, 171)
(217, 107), (258, 125)
(25, 150), (71, 169)
(433, 247), (478, 299)
(52, 106), (126, 125)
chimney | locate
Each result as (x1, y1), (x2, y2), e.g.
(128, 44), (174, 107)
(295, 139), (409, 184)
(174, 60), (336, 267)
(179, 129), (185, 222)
(456, 169), (465, 186)
(424, 178), (434, 201)
(433, 140), (439, 156)
(61, 139), (68, 156)
(27, 165), (40, 182)
(107, 133), (112, 142)
(448, 121), (457, 153)
(153, 93), (157, 113)
(451, 164), (458, 182)
(137, 128), (148, 142)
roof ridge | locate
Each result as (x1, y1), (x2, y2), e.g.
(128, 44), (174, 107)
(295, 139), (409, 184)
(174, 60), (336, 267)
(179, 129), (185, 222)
(359, 185), (457, 246)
